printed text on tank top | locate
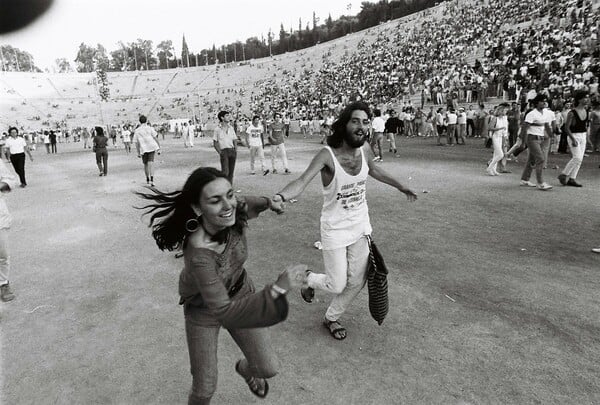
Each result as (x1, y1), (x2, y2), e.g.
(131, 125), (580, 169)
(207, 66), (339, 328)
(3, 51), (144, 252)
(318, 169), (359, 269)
(321, 147), (363, 188)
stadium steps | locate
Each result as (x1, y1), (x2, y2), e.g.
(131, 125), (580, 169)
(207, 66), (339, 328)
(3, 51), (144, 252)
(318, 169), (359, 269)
(46, 77), (63, 98)
(129, 75), (138, 99)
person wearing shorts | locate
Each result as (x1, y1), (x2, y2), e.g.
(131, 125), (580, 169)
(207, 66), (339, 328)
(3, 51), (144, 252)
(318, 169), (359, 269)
(133, 115), (161, 186)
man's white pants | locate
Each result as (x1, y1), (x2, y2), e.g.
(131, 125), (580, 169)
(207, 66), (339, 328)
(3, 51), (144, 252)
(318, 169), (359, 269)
(307, 236), (369, 322)
(270, 144), (288, 171)
(562, 132), (587, 179)
(0, 229), (9, 286)
(249, 145), (266, 172)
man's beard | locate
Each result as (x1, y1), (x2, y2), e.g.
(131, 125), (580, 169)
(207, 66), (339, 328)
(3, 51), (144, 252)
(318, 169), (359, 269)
(345, 132), (366, 148)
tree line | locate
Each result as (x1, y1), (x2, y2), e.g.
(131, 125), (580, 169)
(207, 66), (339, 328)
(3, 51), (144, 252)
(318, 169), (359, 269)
(1, 0), (441, 73)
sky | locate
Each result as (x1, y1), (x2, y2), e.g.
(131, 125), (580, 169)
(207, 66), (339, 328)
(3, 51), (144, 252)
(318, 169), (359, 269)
(0, 0), (358, 70)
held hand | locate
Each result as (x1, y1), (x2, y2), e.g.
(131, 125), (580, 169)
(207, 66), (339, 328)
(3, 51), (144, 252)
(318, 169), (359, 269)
(571, 139), (578, 147)
(275, 264), (309, 291)
(269, 197), (285, 214)
(402, 188), (418, 202)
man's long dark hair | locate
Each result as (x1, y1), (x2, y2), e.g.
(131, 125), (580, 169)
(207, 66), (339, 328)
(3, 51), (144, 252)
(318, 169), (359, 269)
(135, 167), (247, 251)
(327, 101), (372, 148)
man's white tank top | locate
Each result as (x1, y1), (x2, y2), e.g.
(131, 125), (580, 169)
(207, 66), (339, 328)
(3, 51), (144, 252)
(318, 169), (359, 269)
(320, 145), (372, 250)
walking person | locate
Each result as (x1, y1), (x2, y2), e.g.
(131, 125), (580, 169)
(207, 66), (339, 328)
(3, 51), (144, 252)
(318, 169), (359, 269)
(0, 158), (18, 302)
(486, 104), (509, 176)
(133, 115), (161, 186)
(122, 125), (132, 154)
(558, 91), (590, 187)
(245, 116), (269, 176)
(5, 127), (33, 188)
(384, 109), (401, 156)
(136, 167), (308, 404)
(520, 94), (553, 190)
(93, 126), (109, 177)
(183, 122), (194, 148)
(272, 102), (417, 340)
(589, 100), (600, 153)
(370, 109), (385, 161)
(268, 113), (290, 174)
(82, 127), (91, 149)
(213, 111), (238, 185)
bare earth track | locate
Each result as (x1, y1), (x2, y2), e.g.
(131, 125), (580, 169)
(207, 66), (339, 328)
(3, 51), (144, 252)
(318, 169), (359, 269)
(1, 134), (599, 404)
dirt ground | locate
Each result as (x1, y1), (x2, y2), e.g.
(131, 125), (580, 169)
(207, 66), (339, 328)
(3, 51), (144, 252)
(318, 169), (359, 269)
(1, 133), (599, 404)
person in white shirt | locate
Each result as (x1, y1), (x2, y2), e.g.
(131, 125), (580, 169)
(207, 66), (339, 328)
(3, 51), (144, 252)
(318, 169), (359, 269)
(133, 115), (161, 186)
(5, 127), (33, 188)
(245, 116), (269, 176)
(183, 121), (194, 148)
(0, 158), (18, 302)
(370, 109), (386, 162)
(213, 111), (238, 184)
(457, 107), (467, 145)
(520, 94), (553, 190)
(446, 108), (458, 145)
(122, 125), (132, 154)
(272, 101), (417, 340)
(486, 104), (509, 176)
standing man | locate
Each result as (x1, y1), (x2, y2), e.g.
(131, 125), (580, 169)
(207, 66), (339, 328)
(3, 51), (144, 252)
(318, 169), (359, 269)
(212, 110), (238, 184)
(268, 113), (290, 174)
(446, 108), (458, 145)
(82, 127), (91, 149)
(245, 115), (269, 176)
(133, 115), (161, 187)
(457, 107), (467, 145)
(272, 102), (417, 340)
(183, 121), (194, 148)
(5, 127), (33, 188)
(520, 94), (553, 190)
(0, 158), (18, 301)
(507, 102), (520, 147)
(49, 130), (57, 154)
(384, 109), (401, 156)
(371, 109), (386, 162)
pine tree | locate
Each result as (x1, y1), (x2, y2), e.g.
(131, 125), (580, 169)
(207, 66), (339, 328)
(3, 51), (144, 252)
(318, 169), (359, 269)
(181, 34), (190, 67)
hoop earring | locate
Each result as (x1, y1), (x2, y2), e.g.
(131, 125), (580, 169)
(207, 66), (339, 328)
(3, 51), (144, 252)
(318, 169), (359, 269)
(185, 216), (201, 233)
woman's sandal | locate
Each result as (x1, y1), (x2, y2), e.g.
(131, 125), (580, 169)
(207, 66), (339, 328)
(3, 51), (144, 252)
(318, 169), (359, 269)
(300, 270), (315, 303)
(235, 360), (269, 399)
(323, 319), (347, 340)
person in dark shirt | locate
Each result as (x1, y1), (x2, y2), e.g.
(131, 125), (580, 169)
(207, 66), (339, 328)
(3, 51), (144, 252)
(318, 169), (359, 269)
(137, 167), (307, 404)
(384, 109), (401, 156)
(92, 126), (109, 176)
(49, 130), (57, 153)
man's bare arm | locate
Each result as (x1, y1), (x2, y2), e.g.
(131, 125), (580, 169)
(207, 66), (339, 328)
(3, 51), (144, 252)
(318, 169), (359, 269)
(275, 148), (329, 201)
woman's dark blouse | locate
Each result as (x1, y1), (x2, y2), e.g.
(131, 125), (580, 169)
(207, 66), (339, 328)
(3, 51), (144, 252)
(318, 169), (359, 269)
(179, 196), (287, 328)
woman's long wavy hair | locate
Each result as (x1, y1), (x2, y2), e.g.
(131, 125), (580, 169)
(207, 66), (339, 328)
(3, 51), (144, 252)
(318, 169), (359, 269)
(327, 101), (372, 148)
(135, 167), (247, 251)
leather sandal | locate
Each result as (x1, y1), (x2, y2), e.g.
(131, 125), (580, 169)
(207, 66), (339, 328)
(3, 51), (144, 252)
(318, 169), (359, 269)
(323, 320), (347, 340)
(235, 360), (269, 398)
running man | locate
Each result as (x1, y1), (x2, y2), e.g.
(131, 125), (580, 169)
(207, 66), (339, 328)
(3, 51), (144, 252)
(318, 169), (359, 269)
(272, 101), (417, 340)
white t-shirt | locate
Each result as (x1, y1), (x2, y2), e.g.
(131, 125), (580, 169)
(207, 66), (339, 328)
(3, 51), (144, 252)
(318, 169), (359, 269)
(457, 112), (467, 124)
(525, 109), (552, 136)
(5, 137), (27, 154)
(245, 124), (264, 147)
(122, 130), (131, 143)
(447, 113), (458, 125)
(371, 117), (385, 133)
